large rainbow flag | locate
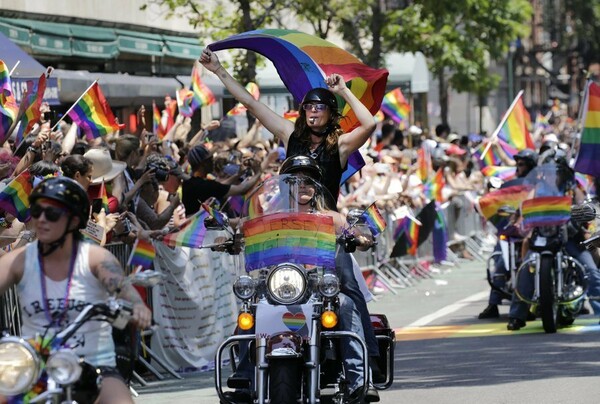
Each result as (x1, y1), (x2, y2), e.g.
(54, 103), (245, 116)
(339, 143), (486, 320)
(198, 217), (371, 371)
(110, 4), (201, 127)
(67, 82), (120, 139)
(521, 196), (571, 230)
(227, 82), (260, 116)
(0, 60), (18, 144)
(574, 81), (600, 176)
(495, 91), (535, 152)
(243, 212), (336, 271)
(0, 170), (32, 222)
(128, 238), (156, 269)
(478, 184), (531, 229)
(380, 87), (410, 129)
(14, 72), (47, 146)
(162, 210), (208, 248)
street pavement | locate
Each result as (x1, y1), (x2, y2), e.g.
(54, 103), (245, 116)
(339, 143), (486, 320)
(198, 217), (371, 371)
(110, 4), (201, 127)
(134, 257), (600, 403)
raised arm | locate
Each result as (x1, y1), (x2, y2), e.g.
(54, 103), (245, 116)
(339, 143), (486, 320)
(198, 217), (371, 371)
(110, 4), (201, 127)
(199, 49), (295, 143)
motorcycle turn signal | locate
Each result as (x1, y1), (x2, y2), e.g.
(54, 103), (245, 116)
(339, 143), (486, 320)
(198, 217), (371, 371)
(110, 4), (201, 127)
(321, 311), (338, 328)
(238, 312), (254, 330)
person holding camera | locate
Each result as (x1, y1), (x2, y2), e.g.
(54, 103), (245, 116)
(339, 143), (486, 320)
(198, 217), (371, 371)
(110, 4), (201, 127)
(182, 144), (262, 216)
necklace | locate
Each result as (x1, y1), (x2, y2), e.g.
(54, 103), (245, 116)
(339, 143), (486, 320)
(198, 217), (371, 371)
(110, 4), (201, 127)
(38, 241), (78, 327)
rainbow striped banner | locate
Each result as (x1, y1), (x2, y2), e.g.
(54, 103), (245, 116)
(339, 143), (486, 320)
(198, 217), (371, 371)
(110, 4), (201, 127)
(0, 170), (32, 222)
(496, 91), (535, 152)
(190, 64), (216, 110)
(227, 82), (260, 116)
(380, 87), (410, 129)
(481, 166), (517, 181)
(67, 82), (120, 139)
(243, 212), (336, 271)
(162, 210), (208, 248)
(522, 196), (571, 230)
(0, 60), (18, 143)
(478, 184), (531, 229)
(574, 81), (600, 176)
(360, 202), (386, 236)
(128, 238), (155, 269)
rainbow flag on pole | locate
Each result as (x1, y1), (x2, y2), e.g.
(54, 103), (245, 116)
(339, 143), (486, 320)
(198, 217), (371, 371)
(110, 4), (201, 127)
(380, 87), (410, 129)
(478, 184), (532, 229)
(0, 60), (18, 143)
(14, 73), (46, 146)
(496, 90), (535, 151)
(0, 170), (32, 222)
(574, 81), (600, 176)
(481, 166), (517, 181)
(243, 212), (336, 271)
(190, 64), (216, 110)
(67, 82), (120, 139)
(162, 210), (208, 248)
(360, 202), (387, 236)
(423, 169), (445, 202)
(201, 202), (227, 227)
(521, 196), (571, 230)
(128, 238), (156, 269)
(99, 179), (109, 212)
(152, 100), (164, 138)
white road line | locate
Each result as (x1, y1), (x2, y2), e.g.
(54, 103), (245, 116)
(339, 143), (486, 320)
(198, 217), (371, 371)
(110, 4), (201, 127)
(405, 290), (489, 328)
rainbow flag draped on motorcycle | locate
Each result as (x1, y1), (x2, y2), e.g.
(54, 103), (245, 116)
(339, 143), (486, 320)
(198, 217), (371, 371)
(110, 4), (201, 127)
(243, 212), (336, 271)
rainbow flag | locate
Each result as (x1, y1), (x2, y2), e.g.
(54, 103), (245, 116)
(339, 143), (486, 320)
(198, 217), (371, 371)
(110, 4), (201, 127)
(243, 212), (336, 271)
(227, 82), (260, 116)
(380, 87), (410, 129)
(496, 91), (535, 152)
(575, 172), (592, 192)
(478, 184), (532, 229)
(393, 217), (420, 256)
(423, 169), (445, 202)
(164, 96), (177, 133)
(473, 141), (503, 168)
(432, 204), (448, 263)
(128, 238), (155, 269)
(574, 81), (600, 176)
(152, 100), (164, 138)
(201, 202), (226, 227)
(100, 179), (109, 212)
(67, 82), (120, 139)
(417, 147), (431, 182)
(14, 73), (46, 147)
(339, 151), (365, 185)
(521, 196), (571, 230)
(0, 60), (18, 143)
(190, 64), (216, 110)
(481, 166), (517, 181)
(360, 202), (386, 236)
(0, 170), (32, 222)
(177, 88), (195, 118)
(534, 112), (550, 132)
(162, 210), (208, 248)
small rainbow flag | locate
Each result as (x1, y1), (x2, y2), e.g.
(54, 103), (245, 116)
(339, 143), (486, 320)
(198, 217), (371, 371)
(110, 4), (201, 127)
(227, 82), (260, 116)
(380, 87), (410, 129)
(481, 166), (517, 181)
(152, 100), (164, 138)
(100, 179), (109, 212)
(190, 64), (216, 110)
(243, 212), (336, 271)
(360, 202), (386, 236)
(177, 88), (195, 118)
(15, 72), (47, 146)
(478, 184), (532, 229)
(67, 82), (120, 139)
(0, 170), (32, 222)
(0, 60), (18, 143)
(393, 217), (420, 256)
(473, 141), (503, 168)
(496, 91), (535, 152)
(574, 81), (600, 176)
(162, 210), (208, 248)
(283, 110), (299, 122)
(521, 196), (571, 230)
(201, 202), (226, 227)
(128, 238), (156, 269)
(417, 147), (431, 182)
(423, 169), (445, 202)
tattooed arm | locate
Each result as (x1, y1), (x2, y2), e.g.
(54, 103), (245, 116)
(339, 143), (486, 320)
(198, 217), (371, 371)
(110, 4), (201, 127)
(89, 245), (152, 329)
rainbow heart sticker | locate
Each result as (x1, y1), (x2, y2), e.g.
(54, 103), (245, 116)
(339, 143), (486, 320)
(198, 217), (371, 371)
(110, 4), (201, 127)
(282, 312), (306, 332)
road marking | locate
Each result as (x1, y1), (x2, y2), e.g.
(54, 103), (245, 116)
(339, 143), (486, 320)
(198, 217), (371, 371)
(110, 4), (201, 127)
(405, 290), (489, 328)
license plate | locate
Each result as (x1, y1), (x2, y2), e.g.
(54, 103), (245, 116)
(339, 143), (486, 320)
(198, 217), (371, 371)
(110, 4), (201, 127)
(255, 304), (314, 339)
(533, 237), (547, 247)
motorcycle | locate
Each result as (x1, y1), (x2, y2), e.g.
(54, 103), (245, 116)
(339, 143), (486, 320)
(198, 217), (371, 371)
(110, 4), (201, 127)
(0, 271), (164, 403)
(213, 174), (395, 404)
(513, 161), (588, 333)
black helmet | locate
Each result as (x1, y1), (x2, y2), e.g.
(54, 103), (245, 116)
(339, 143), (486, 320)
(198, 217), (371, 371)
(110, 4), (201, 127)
(513, 148), (538, 167)
(301, 88), (338, 112)
(187, 145), (212, 167)
(30, 177), (90, 229)
(279, 155), (323, 182)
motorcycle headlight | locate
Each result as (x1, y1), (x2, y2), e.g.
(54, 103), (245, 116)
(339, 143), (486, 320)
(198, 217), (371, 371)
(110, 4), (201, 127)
(319, 273), (340, 298)
(233, 275), (256, 300)
(0, 337), (41, 396)
(267, 264), (307, 304)
(46, 350), (82, 386)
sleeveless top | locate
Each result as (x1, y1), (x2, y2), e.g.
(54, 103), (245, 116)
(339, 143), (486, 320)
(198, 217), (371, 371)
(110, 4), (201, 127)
(18, 241), (116, 367)
(287, 133), (346, 210)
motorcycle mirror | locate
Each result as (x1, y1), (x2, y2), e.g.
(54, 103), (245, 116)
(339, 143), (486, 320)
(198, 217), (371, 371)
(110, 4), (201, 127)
(128, 270), (165, 288)
(571, 203), (597, 223)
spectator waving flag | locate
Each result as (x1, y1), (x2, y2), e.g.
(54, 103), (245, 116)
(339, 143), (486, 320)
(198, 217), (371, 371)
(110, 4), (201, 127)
(67, 81), (120, 139)
(0, 170), (32, 222)
(0, 60), (19, 144)
(574, 81), (600, 176)
(380, 87), (410, 129)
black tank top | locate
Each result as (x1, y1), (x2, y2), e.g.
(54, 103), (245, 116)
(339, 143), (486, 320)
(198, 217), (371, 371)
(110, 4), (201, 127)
(287, 133), (346, 210)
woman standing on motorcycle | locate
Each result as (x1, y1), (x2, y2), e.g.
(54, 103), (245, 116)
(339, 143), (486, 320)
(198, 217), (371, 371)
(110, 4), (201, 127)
(0, 177), (151, 403)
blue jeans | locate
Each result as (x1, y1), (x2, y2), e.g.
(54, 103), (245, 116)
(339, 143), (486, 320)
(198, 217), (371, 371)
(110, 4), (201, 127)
(509, 239), (600, 320)
(488, 242), (508, 305)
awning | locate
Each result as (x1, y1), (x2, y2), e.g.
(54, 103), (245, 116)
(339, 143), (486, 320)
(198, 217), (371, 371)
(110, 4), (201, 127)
(163, 35), (202, 60)
(385, 52), (429, 94)
(116, 29), (163, 57)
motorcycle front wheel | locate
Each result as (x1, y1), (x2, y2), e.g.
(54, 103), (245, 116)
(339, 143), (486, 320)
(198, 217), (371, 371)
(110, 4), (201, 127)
(539, 255), (557, 333)
(268, 359), (301, 404)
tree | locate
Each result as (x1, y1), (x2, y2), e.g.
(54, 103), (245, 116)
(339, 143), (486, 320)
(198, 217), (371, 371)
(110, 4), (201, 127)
(384, 0), (532, 126)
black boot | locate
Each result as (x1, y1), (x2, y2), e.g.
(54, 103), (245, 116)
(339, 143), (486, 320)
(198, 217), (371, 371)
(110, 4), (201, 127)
(370, 357), (386, 384)
(478, 304), (499, 319)
(507, 318), (526, 331)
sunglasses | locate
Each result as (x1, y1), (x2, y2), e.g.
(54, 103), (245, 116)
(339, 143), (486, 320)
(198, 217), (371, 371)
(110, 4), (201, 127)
(30, 204), (67, 222)
(302, 103), (328, 112)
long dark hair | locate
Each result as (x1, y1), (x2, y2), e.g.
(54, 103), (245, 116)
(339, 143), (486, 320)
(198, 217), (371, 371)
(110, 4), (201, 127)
(291, 107), (344, 153)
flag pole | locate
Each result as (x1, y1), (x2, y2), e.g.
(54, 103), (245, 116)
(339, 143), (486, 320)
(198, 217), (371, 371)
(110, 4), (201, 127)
(8, 61), (20, 76)
(480, 90), (524, 160)
(571, 79), (591, 166)
(51, 79), (98, 131)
